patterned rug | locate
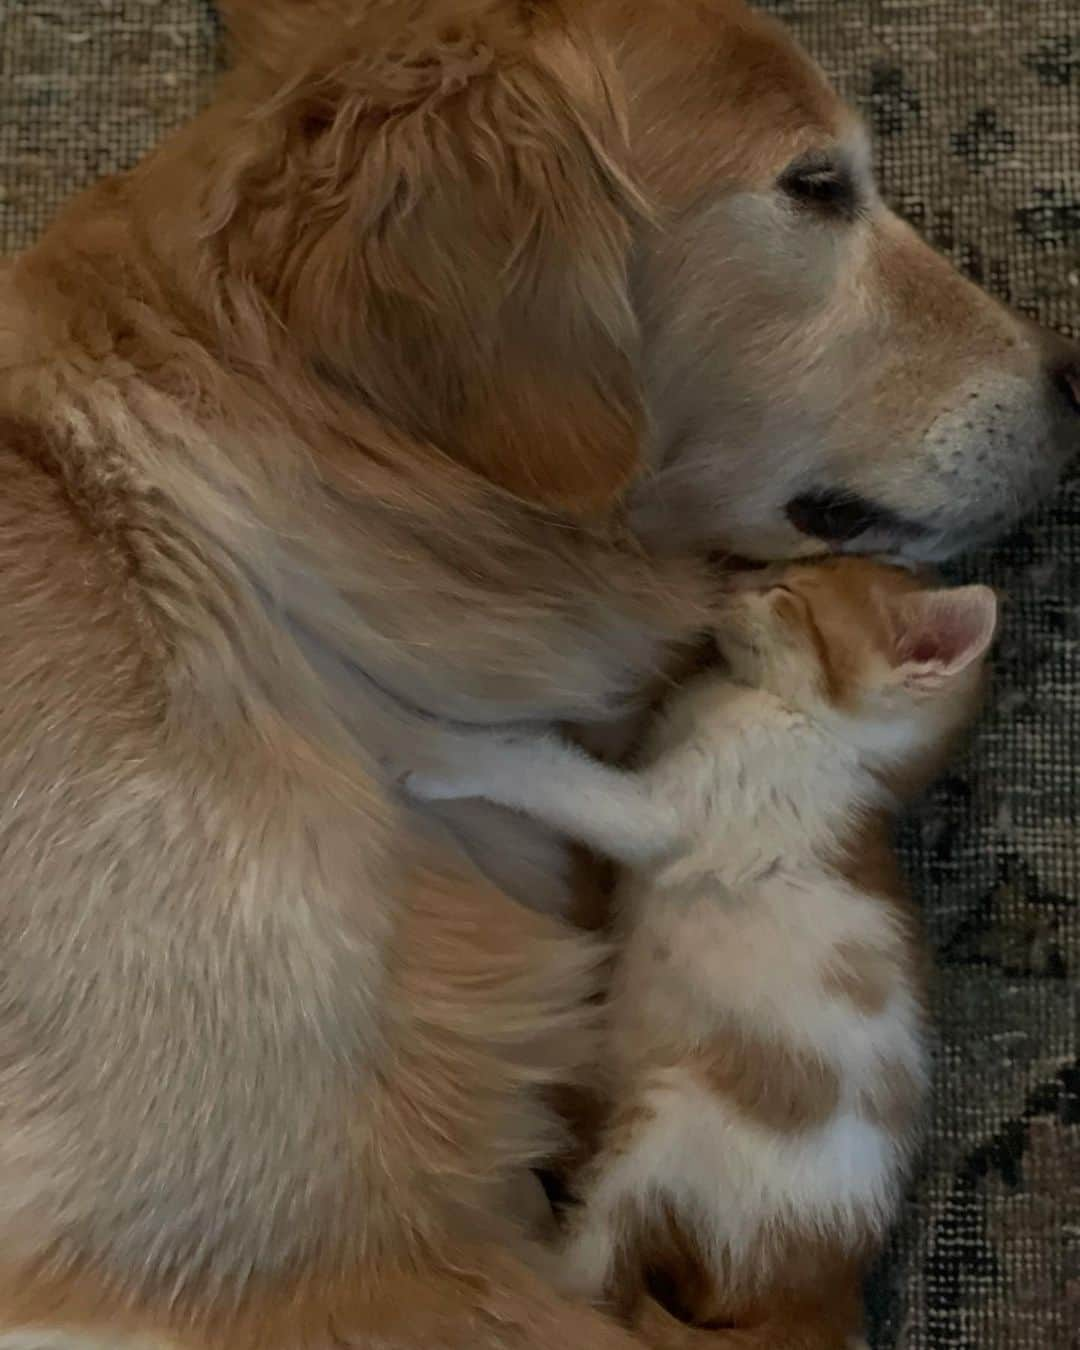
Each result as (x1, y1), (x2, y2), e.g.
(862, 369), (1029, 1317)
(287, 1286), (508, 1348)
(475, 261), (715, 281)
(1, 2), (1077, 1346)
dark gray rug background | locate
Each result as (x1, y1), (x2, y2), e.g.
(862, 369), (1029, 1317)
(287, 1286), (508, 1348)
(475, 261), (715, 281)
(1, 2), (1077, 1347)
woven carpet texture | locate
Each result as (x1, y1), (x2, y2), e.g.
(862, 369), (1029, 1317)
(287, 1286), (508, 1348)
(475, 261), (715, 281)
(1, 2), (1077, 1347)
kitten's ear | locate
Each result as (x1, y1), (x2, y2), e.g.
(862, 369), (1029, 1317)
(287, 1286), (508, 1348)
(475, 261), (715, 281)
(888, 586), (998, 692)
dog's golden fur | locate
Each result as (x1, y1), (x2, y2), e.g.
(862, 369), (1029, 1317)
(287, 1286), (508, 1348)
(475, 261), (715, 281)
(0, 0), (1074, 1345)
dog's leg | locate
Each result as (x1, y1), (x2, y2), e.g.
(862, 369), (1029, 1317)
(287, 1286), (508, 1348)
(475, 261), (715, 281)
(0, 1250), (678, 1350)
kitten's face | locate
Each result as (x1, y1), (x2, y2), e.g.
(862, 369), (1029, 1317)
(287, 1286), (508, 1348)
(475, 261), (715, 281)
(714, 559), (998, 757)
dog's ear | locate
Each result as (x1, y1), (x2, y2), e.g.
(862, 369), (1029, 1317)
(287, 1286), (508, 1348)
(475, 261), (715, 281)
(218, 0), (353, 70)
(226, 6), (646, 515)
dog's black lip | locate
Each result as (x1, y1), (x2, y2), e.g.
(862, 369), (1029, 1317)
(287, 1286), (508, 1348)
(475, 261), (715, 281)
(785, 489), (926, 545)
(706, 551), (770, 572)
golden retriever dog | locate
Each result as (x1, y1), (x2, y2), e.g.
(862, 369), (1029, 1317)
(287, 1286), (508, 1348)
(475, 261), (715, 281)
(0, 0), (1075, 1346)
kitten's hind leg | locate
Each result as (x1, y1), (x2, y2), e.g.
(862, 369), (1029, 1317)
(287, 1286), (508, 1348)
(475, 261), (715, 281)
(557, 1200), (626, 1307)
(555, 1151), (716, 1328)
(554, 1098), (677, 1313)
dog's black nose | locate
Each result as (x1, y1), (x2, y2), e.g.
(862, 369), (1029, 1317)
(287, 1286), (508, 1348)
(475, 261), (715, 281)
(1036, 321), (1080, 417)
(1053, 362), (1080, 416)
(786, 489), (909, 544)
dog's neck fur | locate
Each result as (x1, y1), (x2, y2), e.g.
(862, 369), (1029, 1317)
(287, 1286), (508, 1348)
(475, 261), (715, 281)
(3, 12), (715, 752)
(4, 178), (705, 754)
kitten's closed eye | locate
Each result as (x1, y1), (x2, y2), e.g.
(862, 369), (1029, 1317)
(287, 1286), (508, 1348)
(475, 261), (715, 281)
(766, 583), (810, 619)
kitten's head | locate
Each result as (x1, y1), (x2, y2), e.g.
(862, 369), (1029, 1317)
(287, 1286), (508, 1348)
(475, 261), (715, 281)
(714, 558), (998, 779)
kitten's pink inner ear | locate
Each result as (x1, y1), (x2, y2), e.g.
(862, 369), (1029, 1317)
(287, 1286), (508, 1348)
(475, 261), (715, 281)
(892, 585), (999, 687)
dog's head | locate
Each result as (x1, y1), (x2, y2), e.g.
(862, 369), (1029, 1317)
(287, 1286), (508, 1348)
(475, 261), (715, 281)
(210, 0), (1078, 561)
(617, 0), (1079, 560)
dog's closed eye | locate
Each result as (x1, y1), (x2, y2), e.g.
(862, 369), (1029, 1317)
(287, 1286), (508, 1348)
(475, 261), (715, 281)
(778, 153), (861, 223)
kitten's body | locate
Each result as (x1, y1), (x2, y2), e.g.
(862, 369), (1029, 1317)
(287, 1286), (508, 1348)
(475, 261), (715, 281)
(406, 559), (997, 1341)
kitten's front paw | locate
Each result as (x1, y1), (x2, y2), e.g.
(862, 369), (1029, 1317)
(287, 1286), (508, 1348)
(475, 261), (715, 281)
(400, 767), (481, 801)
(398, 725), (532, 803)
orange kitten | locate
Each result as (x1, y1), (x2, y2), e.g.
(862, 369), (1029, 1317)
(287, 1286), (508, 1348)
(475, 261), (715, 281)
(405, 558), (997, 1345)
